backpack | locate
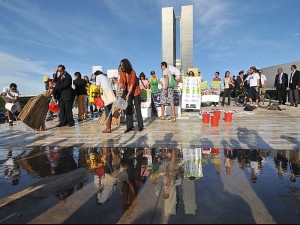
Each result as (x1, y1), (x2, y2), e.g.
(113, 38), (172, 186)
(169, 75), (175, 88)
(244, 104), (254, 111)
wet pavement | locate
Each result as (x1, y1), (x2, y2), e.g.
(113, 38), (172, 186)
(0, 147), (299, 224)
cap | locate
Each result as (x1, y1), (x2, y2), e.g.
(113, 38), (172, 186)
(43, 76), (49, 82)
(150, 71), (155, 75)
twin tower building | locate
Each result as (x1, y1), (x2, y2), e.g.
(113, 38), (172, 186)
(162, 5), (194, 75)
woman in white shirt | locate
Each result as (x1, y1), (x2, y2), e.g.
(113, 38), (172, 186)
(95, 70), (115, 133)
(221, 71), (234, 107)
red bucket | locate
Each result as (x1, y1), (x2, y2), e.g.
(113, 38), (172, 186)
(49, 102), (59, 113)
(202, 113), (210, 123)
(94, 97), (104, 108)
(211, 116), (219, 126)
(224, 112), (233, 122)
(213, 110), (221, 118)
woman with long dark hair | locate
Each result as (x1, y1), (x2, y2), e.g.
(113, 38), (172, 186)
(118, 59), (143, 133)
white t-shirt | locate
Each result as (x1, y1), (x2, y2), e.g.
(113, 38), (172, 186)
(2, 86), (19, 100)
(162, 68), (172, 88)
(246, 73), (260, 87)
(95, 75), (111, 92)
(260, 74), (267, 86)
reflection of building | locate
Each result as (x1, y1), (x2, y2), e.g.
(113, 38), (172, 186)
(162, 5), (193, 74)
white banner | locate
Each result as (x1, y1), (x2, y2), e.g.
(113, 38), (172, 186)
(107, 69), (118, 78)
(92, 66), (102, 74)
(182, 77), (201, 109)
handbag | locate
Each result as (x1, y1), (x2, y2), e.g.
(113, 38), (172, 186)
(102, 89), (116, 106)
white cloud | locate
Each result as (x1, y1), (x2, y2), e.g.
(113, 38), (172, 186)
(0, 51), (49, 95)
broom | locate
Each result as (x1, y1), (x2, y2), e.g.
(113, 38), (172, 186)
(18, 92), (51, 131)
(99, 107), (121, 126)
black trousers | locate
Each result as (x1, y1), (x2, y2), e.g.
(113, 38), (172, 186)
(125, 94), (143, 129)
(276, 85), (287, 104)
(222, 88), (232, 106)
(59, 100), (75, 125)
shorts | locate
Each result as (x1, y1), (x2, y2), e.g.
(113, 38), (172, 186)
(160, 88), (174, 105)
(248, 86), (259, 100)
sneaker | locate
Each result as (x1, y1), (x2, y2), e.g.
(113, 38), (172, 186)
(9, 120), (13, 126)
(216, 104), (219, 107)
(159, 116), (166, 120)
(254, 105), (258, 109)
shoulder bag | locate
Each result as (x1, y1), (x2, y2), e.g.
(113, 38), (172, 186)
(102, 89), (116, 106)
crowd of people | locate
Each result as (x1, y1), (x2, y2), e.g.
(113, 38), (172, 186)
(2, 63), (300, 128)
(209, 64), (300, 109)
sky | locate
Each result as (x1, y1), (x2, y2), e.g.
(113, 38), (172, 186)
(0, 0), (300, 95)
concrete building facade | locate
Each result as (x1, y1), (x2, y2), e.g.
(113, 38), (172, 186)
(162, 5), (193, 73)
(161, 7), (176, 67)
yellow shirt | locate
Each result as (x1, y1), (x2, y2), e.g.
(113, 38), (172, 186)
(89, 84), (99, 103)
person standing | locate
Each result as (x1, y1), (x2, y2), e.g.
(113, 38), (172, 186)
(54, 65), (75, 127)
(160, 61), (176, 122)
(212, 71), (221, 107)
(258, 70), (267, 95)
(139, 72), (149, 89)
(274, 68), (288, 105)
(188, 71), (195, 77)
(288, 64), (300, 107)
(95, 70), (115, 133)
(1, 83), (21, 126)
(221, 71), (234, 107)
(119, 58), (144, 133)
(243, 66), (260, 108)
(73, 72), (87, 121)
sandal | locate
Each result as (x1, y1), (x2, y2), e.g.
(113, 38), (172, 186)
(170, 117), (176, 122)
(159, 116), (166, 120)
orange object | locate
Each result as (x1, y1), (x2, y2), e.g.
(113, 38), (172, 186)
(211, 116), (219, 126)
(94, 97), (104, 108)
(213, 110), (221, 118)
(224, 112), (233, 122)
(49, 102), (59, 113)
(202, 113), (210, 123)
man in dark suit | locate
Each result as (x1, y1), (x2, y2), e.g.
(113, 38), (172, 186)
(274, 68), (288, 105)
(54, 65), (75, 127)
(288, 64), (300, 107)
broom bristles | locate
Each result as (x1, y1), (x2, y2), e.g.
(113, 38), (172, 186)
(18, 94), (50, 131)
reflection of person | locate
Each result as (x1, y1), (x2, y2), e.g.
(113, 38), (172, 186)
(289, 150), (299, 182)
(54, 65), (75, 127)
(247, 150), (263, 183)
(3, 150), (21, 185)
(117, 147), (142, 214)
(1, 83), (21, 126)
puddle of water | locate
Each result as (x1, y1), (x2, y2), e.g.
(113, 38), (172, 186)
(0, 147), (299, 224)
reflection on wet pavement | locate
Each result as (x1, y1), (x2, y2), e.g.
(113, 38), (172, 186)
(0, 147), (299, 224)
